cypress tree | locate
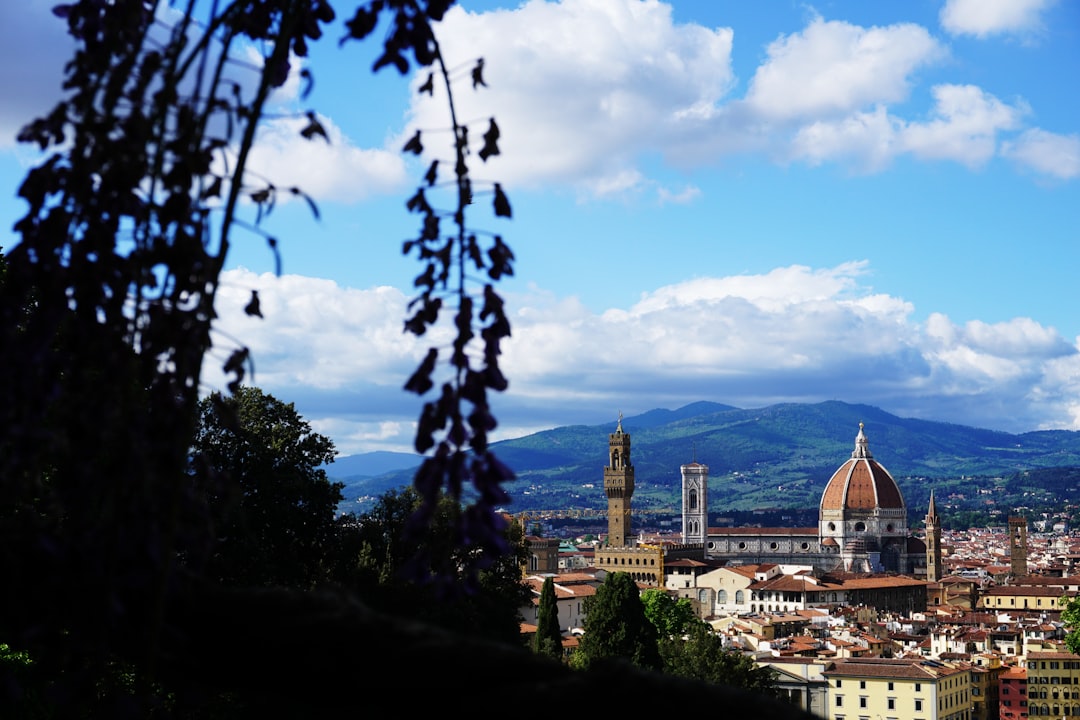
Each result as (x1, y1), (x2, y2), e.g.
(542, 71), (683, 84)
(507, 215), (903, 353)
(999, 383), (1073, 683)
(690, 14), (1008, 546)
(576, 572), (661, 671)
(533, 577), (563, 661)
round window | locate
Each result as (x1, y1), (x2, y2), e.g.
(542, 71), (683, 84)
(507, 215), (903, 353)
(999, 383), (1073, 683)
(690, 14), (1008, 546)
(738, 542), (747, 550)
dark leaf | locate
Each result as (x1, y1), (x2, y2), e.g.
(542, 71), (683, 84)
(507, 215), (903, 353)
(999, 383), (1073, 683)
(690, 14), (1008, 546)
(424, 160), (439, 186)
(223, 347), (251, 380)
(478, 118), (500, 162)
(201, 175), (222, 200)
(244, 290), (262, 317)
(267, 236), (282, 276)
(404, 348), (438, 395)
(418, 72), (434, 96)
(402, 129), (423, 155)
(471, 58), (487, 89)
(406, 187), (432, 214)
(299, 68), (315, 99)
(341, 6), (378, 44)
(493, 183), (512, 218)
(299, 111), (328, 142)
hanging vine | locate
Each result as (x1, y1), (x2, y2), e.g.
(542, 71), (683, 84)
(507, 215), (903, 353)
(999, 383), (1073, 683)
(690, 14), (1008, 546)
(341, 0), (516, 588)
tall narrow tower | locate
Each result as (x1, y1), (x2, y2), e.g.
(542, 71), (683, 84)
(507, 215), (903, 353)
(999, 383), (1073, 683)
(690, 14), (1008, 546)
(925, 489), (943, 583)
(681, 456), (708, 547)
(1008, 516), (1028, 577)
(603, 413), (634, 548)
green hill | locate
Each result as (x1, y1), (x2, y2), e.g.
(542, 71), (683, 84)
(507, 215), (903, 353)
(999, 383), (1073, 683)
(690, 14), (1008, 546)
(334, 401), (1080, 521)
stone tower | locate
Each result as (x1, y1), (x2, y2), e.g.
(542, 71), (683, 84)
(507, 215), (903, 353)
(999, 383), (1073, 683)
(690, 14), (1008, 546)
(925, 489), (943, 583)
(1008, 516), (1028, 577)
(681, 457), (708, 547)
(603, 413), (634, 548)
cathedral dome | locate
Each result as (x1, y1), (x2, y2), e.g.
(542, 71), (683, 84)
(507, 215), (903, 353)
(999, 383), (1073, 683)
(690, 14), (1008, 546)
(820, 423), (905, 513)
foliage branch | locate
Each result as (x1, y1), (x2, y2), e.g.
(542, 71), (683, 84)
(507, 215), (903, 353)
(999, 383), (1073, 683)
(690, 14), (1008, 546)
(341, 0), (516, 588)
(0, 0), (518, 709)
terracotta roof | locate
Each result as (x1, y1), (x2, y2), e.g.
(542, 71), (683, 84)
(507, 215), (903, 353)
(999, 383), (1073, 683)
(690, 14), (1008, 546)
(707, 527), (818, 536)
(819, 424), (905, 513)
(982, 586), (1074, 597)
(1027, 651), (1080, 660)
(823, 658), (968, 680)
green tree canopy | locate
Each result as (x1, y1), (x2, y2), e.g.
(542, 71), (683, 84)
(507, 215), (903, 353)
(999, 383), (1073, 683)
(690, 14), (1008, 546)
(192, 386), (342, 590)
(1063, 595), (1080, 654)
(641, 588), (696, 639)
(575, 572), (661, 671)
(533, 576), (563, 661)
(660, 621), (778, 696)
(333, 486), (529, 647)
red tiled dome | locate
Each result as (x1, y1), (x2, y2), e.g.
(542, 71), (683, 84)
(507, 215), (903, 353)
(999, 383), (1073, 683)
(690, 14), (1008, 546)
(820, 424), (905, 513)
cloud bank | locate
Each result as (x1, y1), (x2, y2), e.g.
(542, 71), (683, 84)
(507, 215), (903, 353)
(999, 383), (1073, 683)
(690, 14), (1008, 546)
(2, 0), (1075, 202)
(206, 264), (1080, 456)
(403, 0), (1077, 197)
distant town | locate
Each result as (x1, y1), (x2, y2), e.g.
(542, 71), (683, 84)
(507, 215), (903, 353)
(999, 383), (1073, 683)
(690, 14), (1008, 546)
(518, 421), (1080, 720)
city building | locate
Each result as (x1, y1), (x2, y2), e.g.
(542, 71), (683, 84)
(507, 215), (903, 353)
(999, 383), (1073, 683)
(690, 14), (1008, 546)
(593, 414), (700, 585)
(999, 663), (1027, 720)
(822, 657), (974, 720)
(1024, 650), (1080, 719)
(702, 423), (928, 575)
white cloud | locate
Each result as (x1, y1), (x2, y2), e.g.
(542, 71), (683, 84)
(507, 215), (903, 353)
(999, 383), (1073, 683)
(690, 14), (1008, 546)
(745, 17), (944, 121)
(204, 264), (1080, 454)
(940, 0), (1056, 38)
(792, 84), (1027, 171)
(407, 0), (736, 196)
(791, 105), (900, 172)
(901, 84), (1025, 167)
(1001, 128), (1080, 180)
(244, 114), (409, 203)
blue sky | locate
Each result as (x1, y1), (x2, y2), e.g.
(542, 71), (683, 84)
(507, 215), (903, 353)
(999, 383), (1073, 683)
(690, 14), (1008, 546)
(2, 0), (1078, 456)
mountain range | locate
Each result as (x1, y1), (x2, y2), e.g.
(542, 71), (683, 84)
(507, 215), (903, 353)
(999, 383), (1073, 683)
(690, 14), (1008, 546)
(327, 400), (1080, 520)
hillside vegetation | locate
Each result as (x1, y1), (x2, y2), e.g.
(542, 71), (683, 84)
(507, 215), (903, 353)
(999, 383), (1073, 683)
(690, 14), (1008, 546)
(334, 401), (1080, 520)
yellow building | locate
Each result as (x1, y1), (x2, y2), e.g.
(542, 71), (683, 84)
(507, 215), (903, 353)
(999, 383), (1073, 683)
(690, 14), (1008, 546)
(1024, 650), (1080, 718)
(969, 653), (1005, 720)
(978, 586), (1078, 613)
(822, 657), (973, 720)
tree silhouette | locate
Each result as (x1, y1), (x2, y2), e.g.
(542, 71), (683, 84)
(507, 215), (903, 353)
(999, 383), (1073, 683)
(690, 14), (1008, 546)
(533, 576), (564, 661)
(660, 621), (779, 696)
(575, 572), (661, 671)
(192, 386), (343, 589)
(334, 487), (530, 646)
(0, 0), (515, 714)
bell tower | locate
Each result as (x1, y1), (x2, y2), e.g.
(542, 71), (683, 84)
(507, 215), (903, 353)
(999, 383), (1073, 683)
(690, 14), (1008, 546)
(681, 452), (708, 547)
(604, 413), (634, 548)
(1009, 516), (1028, 577)
(925, 489), (943, 583)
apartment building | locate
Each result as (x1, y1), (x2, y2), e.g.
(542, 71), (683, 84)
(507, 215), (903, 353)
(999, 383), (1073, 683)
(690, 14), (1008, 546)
(822, 657), (973, 720)
(999, 664), (1027, 720)
(1024, 650), (1080, 718)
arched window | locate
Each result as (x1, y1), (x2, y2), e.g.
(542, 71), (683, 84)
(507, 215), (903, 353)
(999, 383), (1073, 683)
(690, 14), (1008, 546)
(717, 589), (728, 604)
(689, 489), (698, 510)
(735, 590), (745, 604)
(698, 589), (709, 604)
